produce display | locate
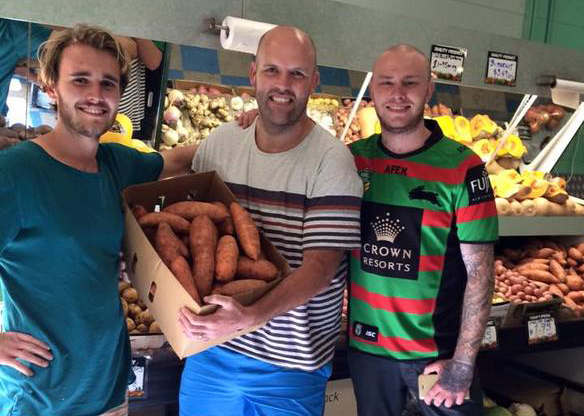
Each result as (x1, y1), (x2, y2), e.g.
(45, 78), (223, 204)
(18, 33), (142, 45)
(132, 200), (280, 304)
(99, 113), (156, 153)
(494, 239), (584, 316)
(0, 120), (52, 150)
(484, 399), (536, 416)
(334, 98), (366, 144)
(523, 104), (566, 134)
(307, 96), (339, 136)
(489, 169), (584, 216)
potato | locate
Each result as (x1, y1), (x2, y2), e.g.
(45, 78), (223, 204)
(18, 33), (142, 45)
(126, 317), (136, 331)
(139, 212), (191, 234)
(120, 298), (129, 316)
(236, 257), (279, 281)
(219, 279), (267, 296)
(230, 202), (260, 261)
(119, 281), (131, 294)
(215, 235), (239, 282)
(190, 215), (218, 298)
(127, 303), (142, 319)
(137, 324), (148, 333)
(163, 201), (229, 223)
(149, 321), (161, 333)
(137, 310), (155, 326)
(122, 287), (139, 303)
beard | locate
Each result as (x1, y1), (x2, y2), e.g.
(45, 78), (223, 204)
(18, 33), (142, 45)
(57, 96), (116, 140)
(255, 88), (308, 132)
(376, 101), (426, 135)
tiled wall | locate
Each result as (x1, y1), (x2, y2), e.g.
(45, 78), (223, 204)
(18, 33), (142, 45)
(167, 43), (522, 119)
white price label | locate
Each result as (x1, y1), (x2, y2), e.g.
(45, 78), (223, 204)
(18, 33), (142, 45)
(430, 45), (467, 82)
(481, 321), (497, 349)
(527, 314), (558, 345)
(128, 356), (147, 398)
(485, 51), (518, 86)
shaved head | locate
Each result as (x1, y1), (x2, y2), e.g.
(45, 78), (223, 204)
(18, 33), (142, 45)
(256, 26), (317, 70)
(374, 44), (431, 80)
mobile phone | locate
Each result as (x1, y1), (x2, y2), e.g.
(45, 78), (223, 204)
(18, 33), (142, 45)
(418, 374), (470, 401)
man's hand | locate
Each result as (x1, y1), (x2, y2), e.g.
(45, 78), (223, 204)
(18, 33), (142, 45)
(0, 332), (53, 376)
(423, 359), (472, 408)
(237, 109), (259, 129)
(177, 295), (256, 341)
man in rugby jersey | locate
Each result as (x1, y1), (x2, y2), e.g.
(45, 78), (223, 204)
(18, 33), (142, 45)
(347, 44), (498, 416)
(178, 26), (362, 416)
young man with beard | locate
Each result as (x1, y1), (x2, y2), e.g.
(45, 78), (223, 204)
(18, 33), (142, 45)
(178, 26), (362, 416)
(0, 25), (194, 416)
(347, 44), (498, 416)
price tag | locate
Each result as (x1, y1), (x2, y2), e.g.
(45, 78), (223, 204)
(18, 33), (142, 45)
(485, 51), (518, 87)
(527, 313), (558, 345)
(430, 45), (467, 82)
(481, 319), (498, 350)
(128, 356), (148, 399)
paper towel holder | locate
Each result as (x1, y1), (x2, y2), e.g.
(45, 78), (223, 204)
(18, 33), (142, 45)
(207, 17), (230, 36)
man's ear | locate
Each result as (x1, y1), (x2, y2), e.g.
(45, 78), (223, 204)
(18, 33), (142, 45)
(44, 83), (57, 103)
(249, 60), (257, 88)
(311, 69), (320, 93)
(425, 81), (435, 104)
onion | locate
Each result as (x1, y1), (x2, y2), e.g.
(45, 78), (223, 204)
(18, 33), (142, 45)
(162, 128), (179, 146)
(175, 125), (189, 141)
(167, 89), (184, 106)
(163, 106), (181, 125)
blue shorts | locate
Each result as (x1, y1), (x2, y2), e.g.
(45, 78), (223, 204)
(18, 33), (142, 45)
(179, 346), (332, 416)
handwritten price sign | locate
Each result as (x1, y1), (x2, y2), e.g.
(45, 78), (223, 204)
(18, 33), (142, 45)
(430, 45), (467, 82)
(527, 313), (558, 345)
(485, 51), (518, 87)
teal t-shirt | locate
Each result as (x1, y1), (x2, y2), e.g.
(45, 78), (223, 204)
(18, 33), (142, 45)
(0, 141), (163, 416)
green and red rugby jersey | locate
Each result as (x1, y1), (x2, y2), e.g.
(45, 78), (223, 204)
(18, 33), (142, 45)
(348, 119), (498, 360)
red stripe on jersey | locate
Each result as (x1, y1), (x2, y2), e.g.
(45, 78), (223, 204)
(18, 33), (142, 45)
(351, 249), (360, 259)
(422, 210), (452, 227)
(456, 200), (497, 223)
(419, 255), (444, 271)
(349, 330), (437, 353)
(354, 156), (474, 185)
(351, 282), (436, 314)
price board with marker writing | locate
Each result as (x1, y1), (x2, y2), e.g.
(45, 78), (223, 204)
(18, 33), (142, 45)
(430, 45), (467, 82)
(485, 51), (518, 87)
(481, 319), (498, 350)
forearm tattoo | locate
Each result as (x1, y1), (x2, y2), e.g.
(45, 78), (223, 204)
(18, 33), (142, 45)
(441, 243), (494, 391)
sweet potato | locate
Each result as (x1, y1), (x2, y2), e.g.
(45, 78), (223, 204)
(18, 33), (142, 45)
(522, 269), (557, 284)
(164, 201), (229, 223)
(549, 259), (566, 281)
(577, 242), (584, 255)
(548, 284), (564, 298)
(131, 205), (148, 220)
(564, 296), (579, 311)
(557, 283), (570, 295)
(219, 279), (267, 296)
(528, 247), (555, 258)
(568, 258), (578, 268)
(236, 256), (279, 281)
(155, 222), (189, 267)
(519, 258), (550, 265)
(230, 202), (260, 260)
(170, 255), (201, 304)
(213, 202), (235, 235)
(139, 212), (191, 233)
(215, 235), (239, 282)
(567, 290), (584, 303)
(190, 215), (218, 298)
(517, 262), (549, 272)
(569, 247), (584, 262)
(567, 275), (584, 291)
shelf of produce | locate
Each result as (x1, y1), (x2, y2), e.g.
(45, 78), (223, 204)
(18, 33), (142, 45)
(498, 216), (584, 236)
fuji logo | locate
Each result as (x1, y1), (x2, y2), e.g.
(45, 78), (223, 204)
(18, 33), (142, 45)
(371, 213), (405, 243)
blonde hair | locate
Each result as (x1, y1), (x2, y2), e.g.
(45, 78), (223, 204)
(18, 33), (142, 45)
(38, 24), (129, 93)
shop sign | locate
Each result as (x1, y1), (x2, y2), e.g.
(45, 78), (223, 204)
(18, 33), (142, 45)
(430, 44), (467, 82)
(485, 51), (518, 87)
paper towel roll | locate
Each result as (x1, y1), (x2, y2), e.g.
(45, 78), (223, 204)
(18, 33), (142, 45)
(220, 16), (276, 55)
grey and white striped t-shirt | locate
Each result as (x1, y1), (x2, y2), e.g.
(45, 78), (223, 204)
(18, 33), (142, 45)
(192, 120), (362, 371)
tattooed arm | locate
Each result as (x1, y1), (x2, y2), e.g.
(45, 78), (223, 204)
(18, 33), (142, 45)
(423, 243), (494, 408)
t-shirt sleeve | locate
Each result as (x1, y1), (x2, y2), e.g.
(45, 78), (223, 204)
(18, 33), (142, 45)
(106, 144), (163, 188)
(454, 154), (498, 243)
(303, 142), (363, 251)
(0, 168), (20, 254)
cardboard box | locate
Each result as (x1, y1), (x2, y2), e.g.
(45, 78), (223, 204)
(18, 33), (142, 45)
(122, 172), (290, 358)
(323, 378), (358, 416)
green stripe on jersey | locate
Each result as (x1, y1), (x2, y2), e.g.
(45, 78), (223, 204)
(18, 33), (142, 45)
(348, 338), (438, 360)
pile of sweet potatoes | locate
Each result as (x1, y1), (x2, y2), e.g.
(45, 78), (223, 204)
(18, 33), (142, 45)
(132, 200), (279, 305)
(496, 240), (584, 315)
